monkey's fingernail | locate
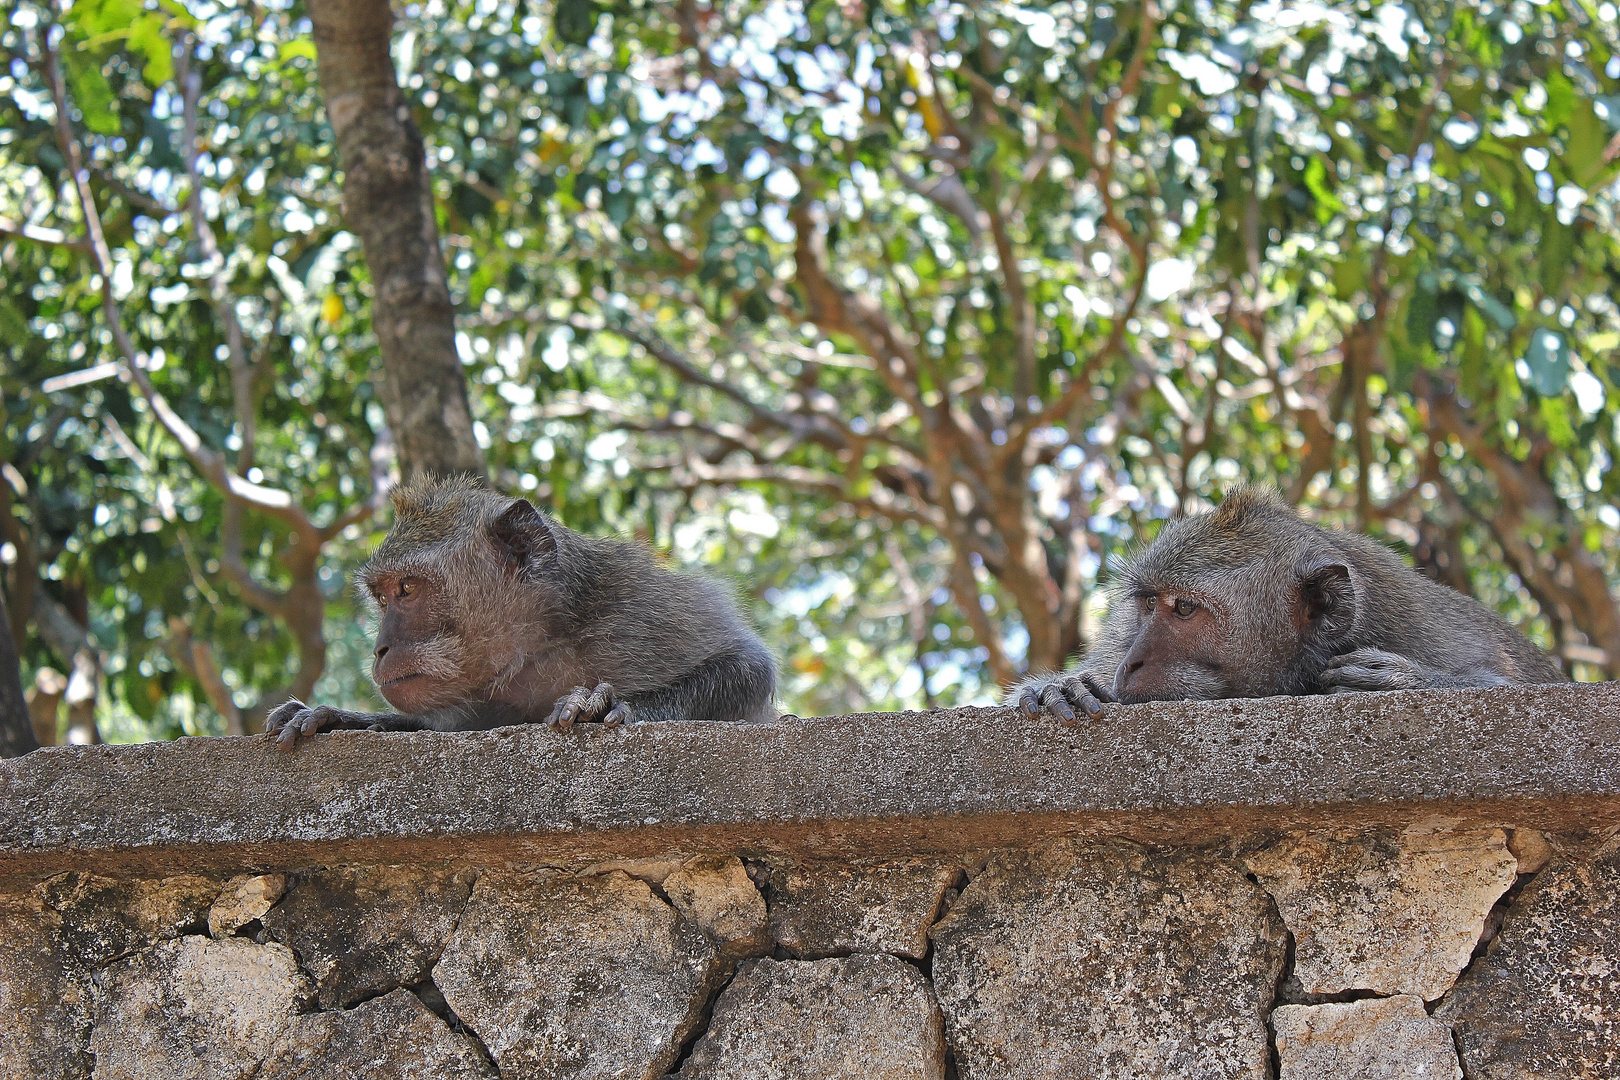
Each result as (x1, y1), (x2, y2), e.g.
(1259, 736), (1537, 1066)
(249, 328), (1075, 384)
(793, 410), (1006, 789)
(1051, 699), (1076, 722)
(1083, 698), (1105, 719)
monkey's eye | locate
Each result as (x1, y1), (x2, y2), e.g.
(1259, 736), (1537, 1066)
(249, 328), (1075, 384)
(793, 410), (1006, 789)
(398, 578), (418, 600)
(1172, 596), (1199, 618)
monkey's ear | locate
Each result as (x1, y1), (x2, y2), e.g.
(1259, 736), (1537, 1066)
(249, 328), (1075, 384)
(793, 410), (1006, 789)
(488, 499), (558, 571)
(1299, 562), (1355, 641)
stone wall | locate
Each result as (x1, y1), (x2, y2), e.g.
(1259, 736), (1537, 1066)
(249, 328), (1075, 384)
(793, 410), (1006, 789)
(1, 684), (1617, 1079)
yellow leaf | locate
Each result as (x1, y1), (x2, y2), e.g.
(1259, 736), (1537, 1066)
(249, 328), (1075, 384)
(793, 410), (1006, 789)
(321, 292), (343, 324)
(539, 134), (570, 165)
(917, 95), (946, 140)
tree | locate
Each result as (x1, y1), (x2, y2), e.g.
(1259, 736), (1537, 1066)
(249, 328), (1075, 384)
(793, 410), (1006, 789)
(306, 0), (484, 479)
(0, 588), (40, 756)
(409, 0), (1620, 694)
(3, 0), (393, 737)
(1, 0), (1616, 735)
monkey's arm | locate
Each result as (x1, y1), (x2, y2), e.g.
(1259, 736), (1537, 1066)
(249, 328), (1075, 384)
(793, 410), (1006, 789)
(265, 698), (523, 749)
(1318, 648), (1517, 693)
(545, 643), (777, 728)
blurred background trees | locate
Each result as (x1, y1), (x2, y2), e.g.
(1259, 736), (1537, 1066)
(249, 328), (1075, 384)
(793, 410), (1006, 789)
(2, 0), (1617, 743)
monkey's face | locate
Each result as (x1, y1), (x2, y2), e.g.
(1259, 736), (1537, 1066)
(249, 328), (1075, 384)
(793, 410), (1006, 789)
(1111, 591), (1235, 702)
(365, 571), (469, 713)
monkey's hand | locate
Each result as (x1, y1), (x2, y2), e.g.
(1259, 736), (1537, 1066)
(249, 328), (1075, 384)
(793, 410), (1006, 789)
(545, 683), (633, 729)
(1011, 672), (1114, 724)
(1319, 649), (1427, 693)
(266, 698), (390, 749)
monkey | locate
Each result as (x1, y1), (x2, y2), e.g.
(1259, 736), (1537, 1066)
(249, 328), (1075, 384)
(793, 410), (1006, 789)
(266, 476), (777, 747)
(1011, 486), (1566, 722)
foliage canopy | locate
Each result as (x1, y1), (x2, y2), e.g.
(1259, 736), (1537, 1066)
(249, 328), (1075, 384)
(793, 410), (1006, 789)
(2, 0), (1619, 740)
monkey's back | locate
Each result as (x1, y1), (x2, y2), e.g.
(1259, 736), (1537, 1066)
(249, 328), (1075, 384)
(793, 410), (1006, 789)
(1322, 529), (1566, 685)
(547, 529), (774, 697)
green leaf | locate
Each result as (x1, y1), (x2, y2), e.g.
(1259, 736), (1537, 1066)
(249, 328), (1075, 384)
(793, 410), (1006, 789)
(1564, 101), (1613, 187)
(1303, 156), (1346, 223)
(68, 0), (177, 88)
(1544, 73), (1575, 128)
(1332, 257), (1365, 301)
(1463, 281), (1517, 331)
(1405, 276), (1438, 349)
(554, 0), (601, 46)
(126, 16), (173, 85)
(1539, 221), (1573, 296)
(1524, 327), (1569, 396)
(62, 49), (120, 135)
(68, 0), (141, 38)
(0, 300), (29, 344)
(1538, 396), (1575, 447)
(276, 38), (318, 66)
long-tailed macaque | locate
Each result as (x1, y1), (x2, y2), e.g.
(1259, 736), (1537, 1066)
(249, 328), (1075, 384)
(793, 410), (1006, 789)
(1013, 487), (1566, 721)
(268, 477), (776, 747)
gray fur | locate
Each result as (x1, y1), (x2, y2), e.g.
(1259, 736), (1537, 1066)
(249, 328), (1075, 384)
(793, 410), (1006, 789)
(1011, 486), (1565, 720)
(268, 477), (776, 745)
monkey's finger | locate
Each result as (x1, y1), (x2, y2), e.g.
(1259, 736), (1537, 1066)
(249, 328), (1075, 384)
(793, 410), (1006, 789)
(265, 698), (305, 734)
(1066, 684), (1106, 721)
(547, 701), (577, 730)
(601, 703), (632, 727)
(1064, 678), (1107, 720)
(1017, 689), (1042, 718)
(275, 709), (314, 749)
(1079, 673), (1117, 705)
(1037, 685), (1077, 723)
(1320, 665), (1385, 691)
(581, 682), (617, 723)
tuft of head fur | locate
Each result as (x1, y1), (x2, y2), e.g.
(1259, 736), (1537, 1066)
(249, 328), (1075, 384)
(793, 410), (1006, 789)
(1124, 485), (1309, 597)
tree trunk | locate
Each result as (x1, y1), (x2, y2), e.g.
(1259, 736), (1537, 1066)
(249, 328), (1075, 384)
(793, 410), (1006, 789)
(305, 0), (485, 480)
(25, 667), (64, 748)
(0, 588), (40, 757)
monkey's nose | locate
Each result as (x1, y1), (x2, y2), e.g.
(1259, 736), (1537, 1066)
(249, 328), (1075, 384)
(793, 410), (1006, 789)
(374, 644), (389, 660)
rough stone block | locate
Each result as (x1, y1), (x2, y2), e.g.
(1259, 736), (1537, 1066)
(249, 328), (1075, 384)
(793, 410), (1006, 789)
(0, 892), (89, 1080)
(1273, 996), (1460, 1080)
(769, 859), (957, 959)
(930, 839), (1285, 1080)
(434, 869), (722, 1080)
(39, 872), (218, 967)
(88, 935), (313, 1080)
(1436, 838), (1620, 1079)
(676, 954), (946, 1080)
(261, 864), (473, 1008)
(208, 873), (288, 937)
(1245, 828), (1517, 1000)
(262, 988), (496, 1079)
(662, 854), (770, 959)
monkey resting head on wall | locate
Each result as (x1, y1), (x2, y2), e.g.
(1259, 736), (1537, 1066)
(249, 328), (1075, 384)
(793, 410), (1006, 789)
(1012, 486), (1567, 722)
(267, 476), (776, 748)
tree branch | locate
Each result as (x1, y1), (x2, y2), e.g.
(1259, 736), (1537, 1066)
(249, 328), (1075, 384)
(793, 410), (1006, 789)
(38, 31), (319, 539)
(0, 215), (88, 249)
